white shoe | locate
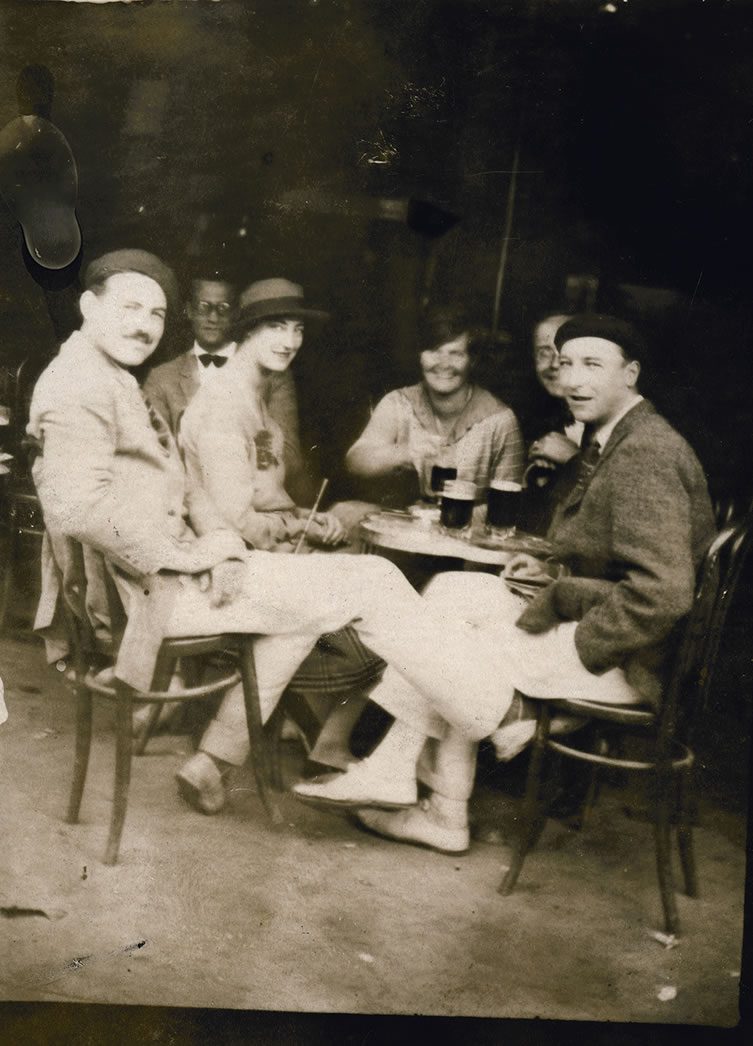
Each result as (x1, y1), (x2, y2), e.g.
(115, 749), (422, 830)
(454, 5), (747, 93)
(356, 799), (470, 854)
(292, 763), (417, 809)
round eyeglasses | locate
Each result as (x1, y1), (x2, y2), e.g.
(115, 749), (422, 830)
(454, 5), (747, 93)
(194, 301), (233, 317)
(534, 345), (559, 366)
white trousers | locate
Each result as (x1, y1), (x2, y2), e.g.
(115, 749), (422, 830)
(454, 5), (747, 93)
(164, 552), (515, 765)
(369, 571), (641, 741)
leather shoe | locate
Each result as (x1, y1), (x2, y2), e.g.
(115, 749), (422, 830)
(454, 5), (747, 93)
(292, 764), (417, 809)
(176, 752), (226, 815)
(356, 799), (470, 854)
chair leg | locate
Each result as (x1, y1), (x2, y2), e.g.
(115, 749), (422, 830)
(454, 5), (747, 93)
(267, 704), (286, 792)
(65, 685), (94, 824)
(572, 734), (607, 831)
(133, 702), (162, 756)
(653, 766), (680, 936)
(238, 639), (283, 825)
(104, 687), (134, 865)
(677, 767), (699, 898)
(498, 706), (552, 895)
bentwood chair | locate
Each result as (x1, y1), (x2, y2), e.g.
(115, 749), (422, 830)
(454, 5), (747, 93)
(499, 512), (753, 935)
(57, 539), (282, 864)
(0, 356), (47, 629)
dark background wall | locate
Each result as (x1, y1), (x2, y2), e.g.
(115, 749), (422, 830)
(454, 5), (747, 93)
(1, 0), (752, 498)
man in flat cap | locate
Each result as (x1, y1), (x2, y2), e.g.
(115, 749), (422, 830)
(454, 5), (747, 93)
(28, 249), (514, 815)
(142, 265), (307, 500)
(294, 314), (716, 855)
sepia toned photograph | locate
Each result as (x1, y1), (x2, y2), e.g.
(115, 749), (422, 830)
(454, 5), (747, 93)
(0, 1), (750, 1040)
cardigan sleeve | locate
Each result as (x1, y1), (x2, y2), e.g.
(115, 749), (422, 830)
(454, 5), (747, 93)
(348, 391), (403, 449)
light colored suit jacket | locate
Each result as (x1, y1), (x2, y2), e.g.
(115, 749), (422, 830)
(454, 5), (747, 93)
(517, 400), (716, 705)
(29, 331), (245, 690)
(143, 347), (304, 481)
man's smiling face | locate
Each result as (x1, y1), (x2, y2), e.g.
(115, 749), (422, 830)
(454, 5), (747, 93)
(81, 271), (166, 367)
(559, 336), (640, 427)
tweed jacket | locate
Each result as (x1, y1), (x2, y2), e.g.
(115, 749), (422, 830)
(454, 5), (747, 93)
(142, 348), (303, 478)
(516, 400), (715, 706)
(29, 332), (246, 690)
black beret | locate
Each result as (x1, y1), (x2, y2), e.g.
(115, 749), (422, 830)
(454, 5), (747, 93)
(554, 313), (648, 364)
(84, 249), (178, 310)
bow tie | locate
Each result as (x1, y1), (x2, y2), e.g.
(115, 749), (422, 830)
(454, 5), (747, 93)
(198, 353), (228, 368)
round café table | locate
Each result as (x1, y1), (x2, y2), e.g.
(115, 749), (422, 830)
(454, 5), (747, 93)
(358, 509), (555, 569)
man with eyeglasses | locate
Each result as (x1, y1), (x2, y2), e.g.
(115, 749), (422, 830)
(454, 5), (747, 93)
(143, 268), (304, 489)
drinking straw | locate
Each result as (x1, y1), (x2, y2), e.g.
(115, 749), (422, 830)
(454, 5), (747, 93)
(293, 478), (329, 554)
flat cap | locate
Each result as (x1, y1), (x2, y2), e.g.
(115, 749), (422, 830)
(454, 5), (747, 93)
(83, 249), (178, 309)
(554, 313), (648, 363)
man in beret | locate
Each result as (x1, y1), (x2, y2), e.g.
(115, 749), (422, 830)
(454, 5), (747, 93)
(294, 314), (716, 855)
(142, 266), (307, 500)
(28, 250), (513, 815)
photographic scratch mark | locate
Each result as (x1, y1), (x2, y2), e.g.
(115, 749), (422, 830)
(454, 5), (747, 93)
(28, 939), (149, 989)
(358, 129), (398, 168)
(689, 270), (703, 309)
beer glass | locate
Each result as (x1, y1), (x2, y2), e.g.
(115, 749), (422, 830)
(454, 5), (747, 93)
(440, 479), (476, 535)
(486, 480), (522, 537)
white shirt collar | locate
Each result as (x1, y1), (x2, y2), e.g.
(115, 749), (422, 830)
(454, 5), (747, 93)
(594, 394), (643, 449)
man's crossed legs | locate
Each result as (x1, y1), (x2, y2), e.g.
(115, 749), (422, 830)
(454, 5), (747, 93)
(164, 551), (513, 812)
(293, 570), (641, 853)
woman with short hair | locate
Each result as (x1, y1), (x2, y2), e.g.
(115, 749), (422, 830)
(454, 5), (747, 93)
(345, 303), (524, 504)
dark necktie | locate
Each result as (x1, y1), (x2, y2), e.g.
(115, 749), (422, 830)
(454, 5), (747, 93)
(573, 423), (600, 494)
(197, 353), (228, 368)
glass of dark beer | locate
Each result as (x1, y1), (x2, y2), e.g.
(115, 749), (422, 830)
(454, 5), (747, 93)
(486, 480), (522, 536)
(430, 463), (458, 497)
(440, 479), (476, 536)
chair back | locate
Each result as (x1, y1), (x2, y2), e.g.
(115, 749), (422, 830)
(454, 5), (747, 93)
(48, 533), (126, 673)
(660, 512), (753, 742)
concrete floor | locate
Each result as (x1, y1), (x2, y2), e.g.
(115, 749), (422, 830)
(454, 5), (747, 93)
(0, 631), (748, 1028)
